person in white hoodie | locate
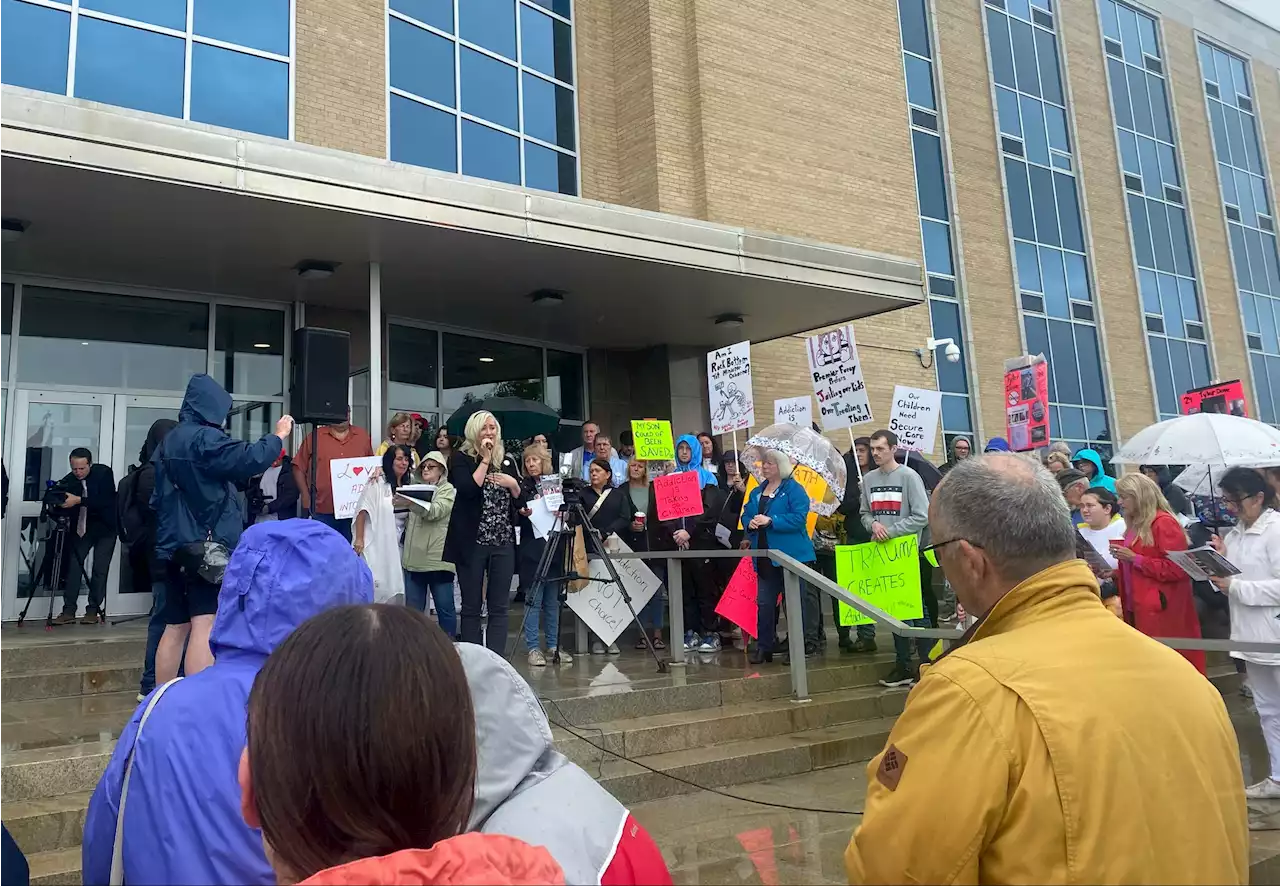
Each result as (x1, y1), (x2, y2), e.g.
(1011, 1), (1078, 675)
(1077, 487), (1127, 569)
(1212, 466), (1280, 799)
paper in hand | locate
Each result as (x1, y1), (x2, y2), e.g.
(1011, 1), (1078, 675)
(396, 484), (437, 511)
(1168, 547), (1241, 582)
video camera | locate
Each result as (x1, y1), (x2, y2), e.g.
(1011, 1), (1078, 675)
(40, 478), (79, 523)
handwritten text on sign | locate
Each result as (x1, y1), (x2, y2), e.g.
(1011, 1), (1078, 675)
(887, 385), (942, 454)
(807, 325), (872, 431)
(630, 419), (675, 461)
(654, 470), (704, 521)
(836, 535), (924, 626)
(707, 340), (756, 435)
(715, 557), (760, 638)
(568, 539), (662, 646)
(774, 396), (813, 428)
(329, 457), (384, 521)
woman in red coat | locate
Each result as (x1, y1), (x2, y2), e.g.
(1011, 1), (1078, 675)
(1113, 473), (1205, 674)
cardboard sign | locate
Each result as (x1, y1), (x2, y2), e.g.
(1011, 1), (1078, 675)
(1003, 355), (1050, 452)
(567, 539), (661, 646)
(654, 470), (703, 521)
(836, 536), (924, 627)
(791, 464), (827, 536)
(774, 396), (813, 428)
(708, 341), (756, 435)
(329, 456), (384, 520)
(1181, 379), (1248, 417)
(888, 385), (943, 454)
(631, 420), (675, 461)
(807, 325), (872, 430)
(715, 557), (760, 638)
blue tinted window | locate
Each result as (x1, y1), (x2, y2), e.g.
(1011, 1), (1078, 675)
(1149, 74), (1172, 143)
(922, 220), (953, 275)
(1010, 18), (1040, 97)
(1148, 200), (1174, 273)
(1048, 319), (1082, 402)
(1064, 252), (1089, 302)
(1005, 158), (1036, 241)
(930, 300), (968, 394)
(390, 94), (457, 172)
(905, 55), (935, 110)
(190, 44), (288, 138)
(527, 0), (571, 19)
(390, 18), (455, 107)
(193, 0), (289, 56)
(2, 0), (69, 95)
(460, 48), (517, 130)
(987, 9), (1016, 88)
(996, 87), (1021, 137)
(1045, 104), (1068, 153)
(520, 4), (573, 83)
(1020, 94), (1049, 165)
(899, 0), (931, 58)
(1016, 241), (1042, 292)
(392, 0), (453, 32)
(1041, 247), (1068, 318)
(1034, 28), (1062, 105)
(459, 0), (516, 59)
(75, 17), (184, 118)
(1107, 58), (1132, 130)
(82, 0), (185, 31)
(522, 72), (575, 149)
(461, 120), (519, 184)
(1054, 173), (1083, 252)
(941, 395), (972, 432)
(524, 142), (576, 195)
(1076, 326), (1106, 406)
(1029, 165), (1059, 246)
(1150, 336), (1176, 414)
(912, 130), (948, 221)
(1128, 65), (1153, 137)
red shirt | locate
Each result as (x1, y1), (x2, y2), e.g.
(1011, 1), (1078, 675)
(294, 425), (374, 515)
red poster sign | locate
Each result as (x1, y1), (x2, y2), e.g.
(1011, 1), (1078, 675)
(715, 557), (760, 638)
(1003, 356), (1050, 452)
(1180, 380), (1248, 417)
(654, 470), (704, 521)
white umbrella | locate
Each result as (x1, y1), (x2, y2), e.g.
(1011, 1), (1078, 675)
(1110, 413), (1280, 468)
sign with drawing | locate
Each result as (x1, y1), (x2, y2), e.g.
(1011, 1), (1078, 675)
(707, 340), (755, 435)
(807, 325), (872, 430)
(329, 457), (383, 521)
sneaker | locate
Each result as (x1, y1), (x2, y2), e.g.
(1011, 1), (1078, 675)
(549, 647), (572, 665)
(51, 612), (76, 626)
(697, 633), (721, 653)
(607, 643), (621, 655)
(528, 649), (547, 667)
(1246, 778), (1280, 800)
(591, 641), (607, 655)
(683, 630), (698, 651)
(850, 638), (878, 654)
(136, 692), (146, 703)
(878, 666), (916, 688)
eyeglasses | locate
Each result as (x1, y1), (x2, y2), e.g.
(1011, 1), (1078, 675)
(921, 537), (984, 555)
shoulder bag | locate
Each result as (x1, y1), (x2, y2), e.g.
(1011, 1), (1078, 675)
(164, 453), (232, 586)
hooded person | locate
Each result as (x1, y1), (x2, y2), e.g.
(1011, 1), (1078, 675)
(666, 435), (726, 651)
(128, 418), (177, 698)
(80, 520), (374, 886)
(459, 644), (673, 886)
(1141, 464), (1193, 517)
(939, 436), (972, 477)
(1072, 447), (1117, 493)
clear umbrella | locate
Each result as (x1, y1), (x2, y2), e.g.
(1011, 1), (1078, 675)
(742, 423), (847, 515)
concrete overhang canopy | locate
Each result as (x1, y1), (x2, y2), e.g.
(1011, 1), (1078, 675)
(1, 88), (924, 348)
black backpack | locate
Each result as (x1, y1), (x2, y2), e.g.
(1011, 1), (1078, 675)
(116, 463), (151, 546)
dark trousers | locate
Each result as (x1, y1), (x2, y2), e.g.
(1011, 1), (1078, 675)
(757, 561), (783, 654)
(457, 543), (515, 654)
(63, 530), (114, 616)
(816, 553), (849, 641)
(140, 546), (167, 693)
(681, 553), (722, 636)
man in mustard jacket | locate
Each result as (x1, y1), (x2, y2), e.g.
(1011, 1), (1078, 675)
(845, 453), (1247, 885)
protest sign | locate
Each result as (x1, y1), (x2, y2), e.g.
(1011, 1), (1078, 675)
(654, 470), (703, 521)
(708, 341), (755, 435)
(568, 539), (661, 646)
(631, 420), (675, 461)
(1180, 379), (1248, 417)
(887, 385), (943, 454)
(791, 464), (827, 536)
(1003, 355), (1050, 452)
(715, 558), (760, 638)
(329, 456), (383, 520)
(807, 325), (872, 430)
(774, 396), (813, 428)
(538, 475), (564, 511)
(836, 535), (924, 626)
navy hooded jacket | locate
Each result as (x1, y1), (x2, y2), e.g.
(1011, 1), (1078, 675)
(151, 375), (283, 559)
(81, 520), (374, 885)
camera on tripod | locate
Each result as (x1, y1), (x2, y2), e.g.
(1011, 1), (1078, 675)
(41, 479), (78, 523)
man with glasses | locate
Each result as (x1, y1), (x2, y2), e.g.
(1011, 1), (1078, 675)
(860, 429), (931, 687)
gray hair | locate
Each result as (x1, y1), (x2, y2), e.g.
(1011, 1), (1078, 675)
(932, 454), (1076, 582)
(766, 449), (795, 480)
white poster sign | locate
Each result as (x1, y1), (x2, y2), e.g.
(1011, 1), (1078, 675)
(774, 396), (813, 428)
(329, 456), (383, 521)
(887, 385), (943, 454)
(806, 325), (872, 430)
(566, 539), (662, 646)
(707, 340), (756, 435)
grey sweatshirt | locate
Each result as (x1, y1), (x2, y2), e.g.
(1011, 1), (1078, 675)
(860, 463), (929, 539)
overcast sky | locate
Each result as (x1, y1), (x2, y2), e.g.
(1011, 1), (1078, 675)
(1218, 0), (1280, 32)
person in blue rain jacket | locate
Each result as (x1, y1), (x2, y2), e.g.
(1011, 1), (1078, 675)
(1072, 446), (1117, 493)
(81, 519), (373, 886)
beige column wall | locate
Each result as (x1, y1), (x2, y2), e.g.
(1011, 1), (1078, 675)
(294, 0), (386, 158)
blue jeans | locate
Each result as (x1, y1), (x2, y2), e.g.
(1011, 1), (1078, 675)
(893, 619), (933, 670)
(140, 578), (166, 694)
(310, 511), (352, 542)
(404, 569), (457, 637)
(522, 575), (563, 651)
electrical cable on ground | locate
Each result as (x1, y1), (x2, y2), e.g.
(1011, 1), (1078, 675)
(539, 695), (865, 817)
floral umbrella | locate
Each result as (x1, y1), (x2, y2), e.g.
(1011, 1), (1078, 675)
(742, 423), (847, 515)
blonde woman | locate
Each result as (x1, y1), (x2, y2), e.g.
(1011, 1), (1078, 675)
(1044, 451), (1071, 476)
(1112, 473), (1204, 674)
(443, 410), (521, 653)
(516, 443), (571, 665)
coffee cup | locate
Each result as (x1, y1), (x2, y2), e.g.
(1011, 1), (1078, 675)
(634, 511), (646, 529)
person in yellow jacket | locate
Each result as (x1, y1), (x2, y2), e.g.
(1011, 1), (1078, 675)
(845, 453), (1247, 886)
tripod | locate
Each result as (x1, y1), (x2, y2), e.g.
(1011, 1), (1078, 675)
(511, 499), (667, 674)
(17, 512), (99, 629)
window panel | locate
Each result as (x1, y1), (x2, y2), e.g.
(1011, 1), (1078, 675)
(1149, 335), (1176, 414)
(941, 395), (973, 433)
(1238, 168), (1258, 224)
(1048, 319), (1082, 402)
(1220, 161), (1238, 205)
(1008, 0), (1031, 20)
(1054, 172), (1083, 253)
(1137, 11), (1158, 55)
(546, 349), (584, 420)
(1101, 0), (1120, 40)
(1244, 293), (1260, 334)
(1198, 40), (1217, 83)
(524, 142), (576, 195)
(1268, 357), (1280, 423)
(1137, 135), (1161, 195)
(1029, 164), (1060, 246)
(527, 0), (571, 18)
(390, 18), (455, 106)
(1255, 176), (1273, 219)
(1076, 324), (1106, 407)
(899, 0), (931, 58)
(390, 94), (457, 172)
(1041, 246), (1069, 318)
(912, 130), (948, 221)
(213, 305), (285, 397)
(1045, 104), (1069, 153)
(1006, 158), (1036, 241)
(75, 17), (184, 118)
(1064, 252), (1089, 302)
(1147, 200), (1175, 274)
(905, 55), (936, 110)
(1246, 228), (1271, 295)
(1118, 129), (1140, 175)
(1148, 72), (1172, 143)
(1, 0), (70, 94)
(1058, 405), (1085, 441)
(1230, 223), (1253, 292)
(1263, 233), (1280, 295)
(522, 72), (575, 149)
(1117, 3), (1141, 62)
(1208, 100), (1232, 166)
(1128, 193), (1155, 269)
(1139, 269), (1161, 313)
(83, 0), (185, 31)
(1107, 57), (1133, 130)
(1229, 54), (1251, 99)
(460, 47), (518, 130)
(1260, 293), (1279, 351)
(392, 0), (453, 32)
(1010, 18), (1041, 97)
(1127, 63), (1153, 137)
(987, 9), (1017, 89)
(1020, 94), (1050, 165)
(1158, 272), (1184, 330)
(1242, 115), (1263, 175)
(190, 45), (288, 139)
(1168, 338), (1193, 401)
(997, 86), (1022, 137)
(193, 0), (289, 56)
(1189, 341), (1211, 387)
(922, 219), (954, 276)
(458, 0), (516, 59)
(461, 119), (519, 185)
(520, 4), (573, 84)
(1035, 28), (1063, 105)
(1157, 142), (1179, 187)
(1085, 407), (1110, 441)
(930, 300), (969, 394)
(1025, 316), (1055, 399)
(1224, 106), (1247, 171)
(1253, 353), (1275, 423)
(1016, 240), (1042, 292)
(1167, 205), (1193, 278)
(1179, 277), (1201, 324)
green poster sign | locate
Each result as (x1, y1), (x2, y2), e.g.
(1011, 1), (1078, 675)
(836, 535), (924, 626)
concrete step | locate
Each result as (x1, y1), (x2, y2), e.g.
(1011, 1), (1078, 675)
(26, 847), (82, 886)
(2, 741), (116, 804)
(4, 792), (91, 856)
(2, 663), (142, 702)
(2, 628), (146, 676)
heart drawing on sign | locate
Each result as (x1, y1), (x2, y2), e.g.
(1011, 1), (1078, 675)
(352, 466), (364, 475)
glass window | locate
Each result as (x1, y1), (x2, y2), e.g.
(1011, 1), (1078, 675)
(528, 0), (571, 18)
(1157, 142), (1179, 187)
(905, 55), (935, 110)
(1118, 130), (1140, 175)
(1148, 200), (1175, 273)
(1231, 223), (1253, 292)
(912, 130), (948, 221)
(1005, 158), (1036, 241)
(899, 0), (931, 58)
(941, 396), (972, 433)
(212, 305), (285, 397)
(522, 72), (575, 149)
(390, 17), (455, 106)
(1016, 240), (1042, 292)
(929, 300), (968, 394)
(520, 4), (573, 84)
(1041, 247), (1069, 318)
(1044, 104), (1068, 153)
(460, 47), (517, 130)
(524, 142), (576, 195)
(1048, 319), (1081, 402)
(1107, 58), (1133, 131)
(1224, 106), (1247, 172)
(1029, 164), (1060, 246)
(1054, 172), (1083, 252)
(546, 349), (584, 420)
(82, 0), (185, 31)
(1076, 327), (1106, 407)
(1084, 406), (1110, 441)
(388, 324), (440, 410)
(461, 120), (520, 185)
(1025, 316), (1054, 398)
(1139, 269), (1161, 314)
(1034, 28), (1063, 105)
(1010, 18), (1040, 97)
(2, 283), (14, 382)
(1064, 252), (1089, 302)
(193, 0), (289, 56)
(1167, 205), (1193, 278)
(227, 400), (281, 445)
(459, 0), (516, 59)
(1168, 338), (1193, 399)
(1127, 64), (1153, 137)
(1101, 0), (1120, 40)
(442, 333), (542, 415)
(1149, 74), (1172, 143)
(75, 17), (184, 118)
(1058, 405), (1085, 441)
(392, 0), (454, 32)
(1020, 94), (1049, 165)
(1149, 336), (1176, 414)
(391, 94), (457, 172)
(2, 0), (70, 94)
(190, 44), (288, 139)
(17, 287), (207, 390)
(922, 220), (953, 276)
(1158, 273), (1184, 330)
(1128, 193), (1155, 269)
(997, 87), (1022, 137)
(1117, 3), (1141, 62)
(1179, 278), (1201, 323)
(987, 9), (1016, 89)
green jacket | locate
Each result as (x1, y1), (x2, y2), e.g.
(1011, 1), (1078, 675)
(401, 481), (457, 573)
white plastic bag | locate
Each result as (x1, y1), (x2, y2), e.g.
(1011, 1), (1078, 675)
(353, 477), (406, 604)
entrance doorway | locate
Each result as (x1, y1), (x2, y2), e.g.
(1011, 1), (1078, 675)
(2, 391), (183, 621)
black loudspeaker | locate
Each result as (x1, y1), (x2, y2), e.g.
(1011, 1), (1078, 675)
(290, 327), (350, 425)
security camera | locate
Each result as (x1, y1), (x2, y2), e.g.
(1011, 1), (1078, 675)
(944, 342), (961, 363)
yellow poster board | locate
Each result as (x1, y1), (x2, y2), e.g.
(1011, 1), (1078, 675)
(736, 465), (826, 536)
(836, 535), (924, 626)
(630, 420), (675, 461)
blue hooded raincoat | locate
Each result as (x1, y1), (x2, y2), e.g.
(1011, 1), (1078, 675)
(673, 434), (717, 488)
(151, 374), (283, 560)
(81, 520), (374, 885)
(1072, 447), (1117, 493)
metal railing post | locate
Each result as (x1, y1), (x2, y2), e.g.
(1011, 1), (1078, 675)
(783, 569), (809, 702)
(666, 557), (685, 667)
